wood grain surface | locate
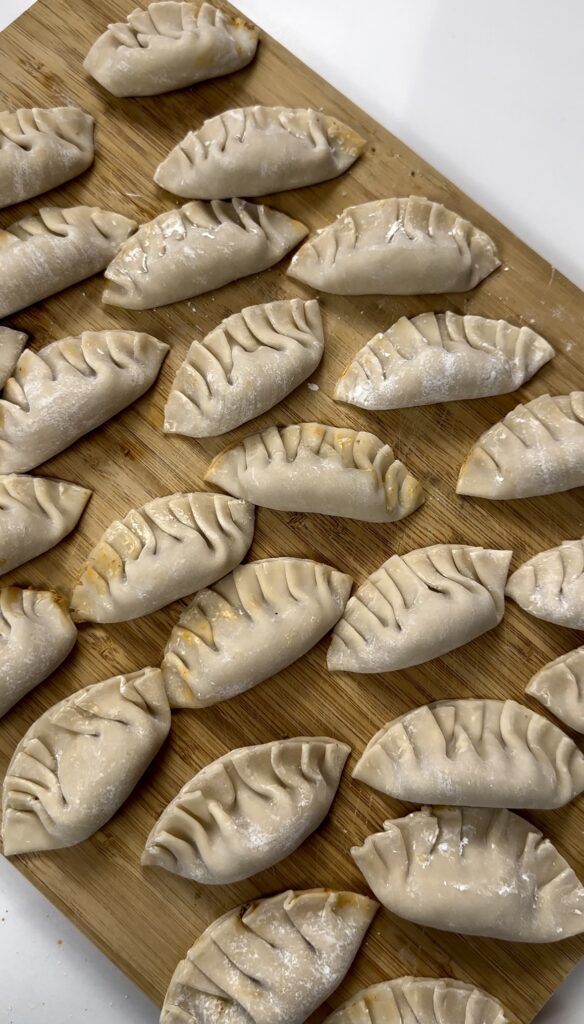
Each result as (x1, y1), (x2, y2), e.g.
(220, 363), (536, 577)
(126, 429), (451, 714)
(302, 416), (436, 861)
(1, 2), (583, 1022)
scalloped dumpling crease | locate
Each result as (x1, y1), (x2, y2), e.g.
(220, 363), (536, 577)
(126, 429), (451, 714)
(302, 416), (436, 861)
(103, 198), (307, 309)
(161, 889), (378, 1024)
(288, 196), (500, 295)
(155, 105), (365, 199)
(0, 327), (27, 388)
(206, 423), (424, 522)
(0, 205), (137, 318)
(506, 538), (584, 628)
(0, 106), (95, 209)
(143, 736), (350, 883)
(164, 299), (324, 437)
(162, 557), (352, 708)
(0, 588), (77, 717)
(353, 698), (584, 808)
(328, 545), (511, 672)
(335, 312), (554, 410)
(527, 645), (584, 734)
(84, 2), (259, 98)
(70, 492), (255, 623)
(0, 474), (91, 577)
(323, 978), (509, 1024)
(0, 331), (168, 474)
(458, 392), (584, 499)
(352, 806), (584, 943)
(2, 667), (170, 855)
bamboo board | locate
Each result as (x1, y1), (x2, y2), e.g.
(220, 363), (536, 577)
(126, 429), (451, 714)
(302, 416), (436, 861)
(1, 2), (584, 1021)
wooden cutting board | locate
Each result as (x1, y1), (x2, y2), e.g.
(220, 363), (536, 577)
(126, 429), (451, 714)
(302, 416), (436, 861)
(1, 2), (584, 1021)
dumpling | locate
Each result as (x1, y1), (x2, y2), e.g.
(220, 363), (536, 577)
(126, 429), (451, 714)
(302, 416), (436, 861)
(102, 198), (307, 310)
(2, 667), (170, 854)
(352, 806), (584, 943)
(335, 312), (554, 410)
(328, 545), (511, 673)
(164, 299), (324, 438)
(70, 492), (254, 624)
(143, 736), (350, 882)
(0, 474), (91, 577)
(353, 698), (584, 809)
(527, 646), (584, 734)
(155, 106), (365, 199)
(84, 2), (259, 98)
(206, 423), (424, 523)
(506, 538), (584, 628)
(0, 330), (168, 474)
(323, 978), (509, 1024)
(0, 327), (27, 387)
(161, 889), (378, 1024)
(287, 196), (500, 295)
(0, 206), (137, 319)
(162, 557), (352, 708)
(457, 393), (584, 499)
(0, 107), (95, 209)
(0, 588), (76, 717)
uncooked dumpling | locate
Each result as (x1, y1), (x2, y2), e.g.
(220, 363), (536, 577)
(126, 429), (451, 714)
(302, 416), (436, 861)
(161, 889), (378, 1024)
(353, 698), (584, 809)
(506, 538), (584, 628)
(206, 423), (424, 523)
(0, 331), (168, 474)
(70, 492), (254, 624)
(288, 196), (500, 295)
(164, 299), (324, 437)
(0, 107), (95, 209)
(2, 667), (170, 855)
(162, 557), (352, 708)
(0, 474), (91, 577)
(155, 105), (365, 199)
(143, 736), (350, 883)
(84, 1), (259, 98)
(0, 327), (27, 388)
(0, 588), (76, 717)
(335, 312), (554, 410)
(0, 206), (137, 319)
(352, 806), (584, 943)
(328, 545), (511, 672)
(527, 646), (584, 734)
(323, 978), (509, 1024)
(103, 199), (307, 310)
(458, 393), (584, 499)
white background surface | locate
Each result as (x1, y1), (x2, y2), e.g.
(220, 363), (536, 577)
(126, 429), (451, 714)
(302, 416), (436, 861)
(0, 1), (583, 1021)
